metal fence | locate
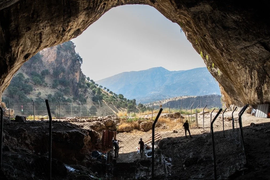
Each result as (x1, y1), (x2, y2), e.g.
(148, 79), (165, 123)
(2, 101), (92, 119)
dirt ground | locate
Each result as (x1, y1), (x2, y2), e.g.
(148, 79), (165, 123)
(104, 110), (270, 179)
(115, 111), (270, 163)
(1, 109), (270, 180)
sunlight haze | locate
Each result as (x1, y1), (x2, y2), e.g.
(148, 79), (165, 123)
(72, 5), (205, 81)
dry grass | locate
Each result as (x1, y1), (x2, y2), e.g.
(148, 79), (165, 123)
(140, 108), (201, 116)
(118, 119), (141, 130)
(157, 117), (184, 130)
(26, 115), (56, 120)
(117, 111), (128, 118)
(118, 116), (185, 133)
(118, 122), (135, 132)
(117, 109), (202, 132)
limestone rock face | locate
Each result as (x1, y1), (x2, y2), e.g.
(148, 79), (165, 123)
(89, 121), (106, 132)
(0, 0), (270, 106)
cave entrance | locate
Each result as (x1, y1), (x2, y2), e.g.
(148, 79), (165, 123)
(2, 4), (216, 118)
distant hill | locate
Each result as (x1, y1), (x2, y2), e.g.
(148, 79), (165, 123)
(2, 41), (142, 116)
(148, 94), (222, 109)
(97, 67), (221, 104)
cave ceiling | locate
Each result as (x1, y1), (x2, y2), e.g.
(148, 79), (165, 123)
(0, 0), (270, 106)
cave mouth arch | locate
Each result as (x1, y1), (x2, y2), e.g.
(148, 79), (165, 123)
(3, 4), (218, 112)
(1, 0), (270, 106)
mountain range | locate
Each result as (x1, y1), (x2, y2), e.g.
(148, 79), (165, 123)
(97, 67), (221, 104)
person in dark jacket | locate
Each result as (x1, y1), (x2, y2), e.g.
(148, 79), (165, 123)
(138, 138), (144, 159)
(183, 120), (192, 138)
(112, 138), (119, 158)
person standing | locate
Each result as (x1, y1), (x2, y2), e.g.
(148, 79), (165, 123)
(183, 120), (192, 138)
(112, 138), (119, 158)
(138, 138), (144, 159)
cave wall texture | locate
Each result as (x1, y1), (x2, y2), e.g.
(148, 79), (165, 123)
(0, 0), (270, 107)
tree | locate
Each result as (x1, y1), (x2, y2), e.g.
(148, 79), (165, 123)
(132, 99), (136, 105)
(41, 69), (50, 77)
(52, 67), (65, 78)
(138, 103), (147, 112)
(62, 87), (70, 94)
(7, 86), (19, 98)
(59, 77), (69, 87)
(14, 73), (25, 83)
(25, 78), (30, 84)
(7, 73), (33, 97)
(90, 83), (96, 90)
(23, 52), (43, 69)
(107, 96), (115, 104)
(96, 88), (102, 95)
(92, 96), (99, 102)
(22, 84), (33, 94)
(119, 94), (124, 100)
(127, 100), (138, 113)
(32, 76), (42, 85)
(75, 53), (83, 64)
(78, 94), (87, 104)
(52, 80), (59, 88)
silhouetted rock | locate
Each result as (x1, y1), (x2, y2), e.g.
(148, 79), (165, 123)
(15, 115), (26, 122)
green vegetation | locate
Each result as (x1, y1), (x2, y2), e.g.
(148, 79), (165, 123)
(200, 51), (203, 58)
(59, 77), (69, 87)
(41, 69), (50, 77)
(206, 54), (209, 61)
(23, 53), (43, 69)
(2, 41), (150, 117)
(6, 73), (33, 102)
(52, 67), (65, 78)
(85, 76), (149, 113)
(52, 79), (59, 88)
(32, 76), (42, 85)
(218, 69), (221, 76)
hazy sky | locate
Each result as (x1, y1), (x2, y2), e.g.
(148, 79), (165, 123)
(72, 5), (205, 81)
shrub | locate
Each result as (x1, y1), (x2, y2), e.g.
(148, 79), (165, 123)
(41, 69), (50, 77)
(59, 77), (69, 87)
(52, 80), (59, 88)
(7, 73), (33, 97)
(32, 76), (42, 85)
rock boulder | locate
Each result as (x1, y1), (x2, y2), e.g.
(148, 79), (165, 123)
(89, 121), (106, 132)
(140, 121), (153, 132)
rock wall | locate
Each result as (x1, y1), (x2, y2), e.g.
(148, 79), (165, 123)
(4, 120), (101, 165)
(0, 0), (270, 106)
